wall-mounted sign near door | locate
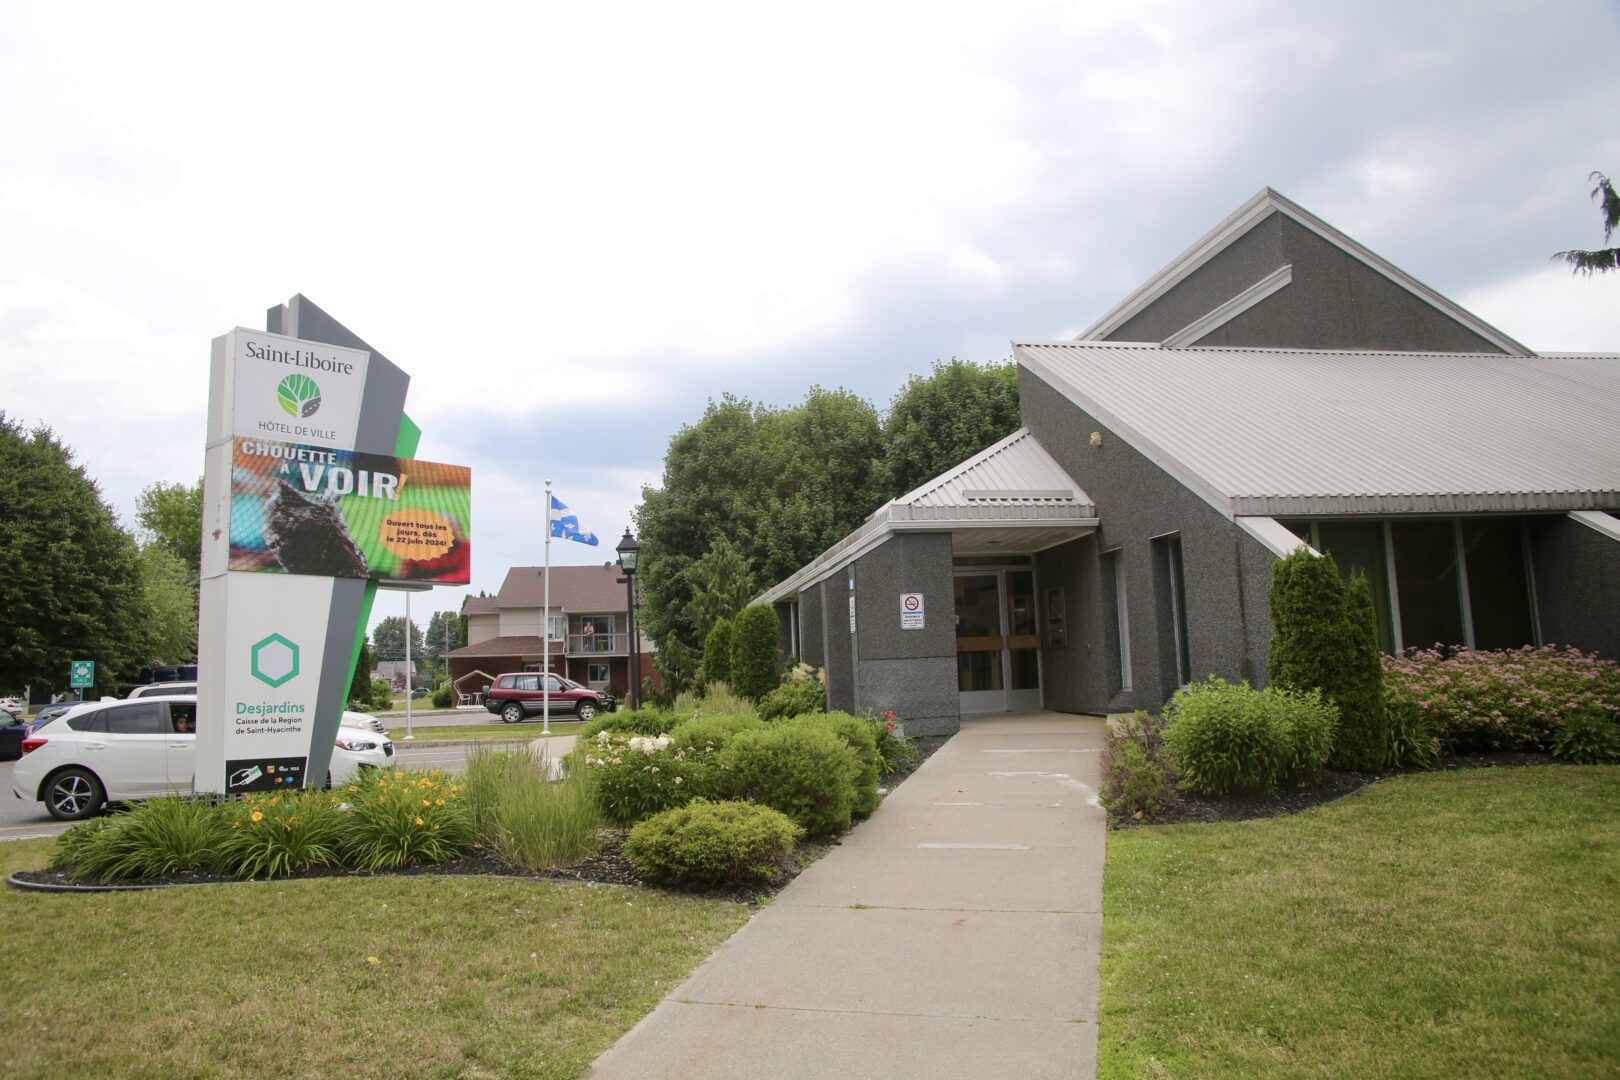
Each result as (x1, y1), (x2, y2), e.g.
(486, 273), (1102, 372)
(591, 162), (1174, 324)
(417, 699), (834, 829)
(1045, 586), (1067, 648)
(900, 592), (925, 630)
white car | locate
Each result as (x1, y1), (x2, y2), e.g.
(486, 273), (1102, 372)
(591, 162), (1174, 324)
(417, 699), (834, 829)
(12, 695), (393, 821)
(125, 682), (388, 735)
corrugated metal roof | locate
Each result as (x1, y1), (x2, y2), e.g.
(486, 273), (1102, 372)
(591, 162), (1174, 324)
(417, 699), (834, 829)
(1015, 341), (1620, 517)
(898, 427), (1096, 515)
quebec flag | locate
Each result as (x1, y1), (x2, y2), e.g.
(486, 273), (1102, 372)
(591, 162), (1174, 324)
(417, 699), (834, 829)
(549, 494), (599, 546)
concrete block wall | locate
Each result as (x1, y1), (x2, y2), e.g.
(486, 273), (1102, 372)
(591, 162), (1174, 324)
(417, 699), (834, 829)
(849, 533), (960, 736)
(1530, 514), (1620, 661)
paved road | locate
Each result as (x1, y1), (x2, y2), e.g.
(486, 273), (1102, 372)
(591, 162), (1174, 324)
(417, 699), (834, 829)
(0, 762), (70, 841)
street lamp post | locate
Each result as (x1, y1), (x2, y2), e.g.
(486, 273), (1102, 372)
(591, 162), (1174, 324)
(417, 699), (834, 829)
(615, 528), (641, 711)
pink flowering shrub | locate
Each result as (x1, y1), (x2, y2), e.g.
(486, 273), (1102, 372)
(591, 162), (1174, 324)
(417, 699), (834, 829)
(1383, 646), (1620, 752)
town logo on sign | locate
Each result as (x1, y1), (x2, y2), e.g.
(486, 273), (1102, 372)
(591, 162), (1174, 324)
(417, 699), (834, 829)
(276, 374), (322, 418)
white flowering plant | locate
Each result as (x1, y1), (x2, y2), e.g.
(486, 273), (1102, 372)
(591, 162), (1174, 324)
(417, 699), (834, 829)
(580, 732), (723, 825)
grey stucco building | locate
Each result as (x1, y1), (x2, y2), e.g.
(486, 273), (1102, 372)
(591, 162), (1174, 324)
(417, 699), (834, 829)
(760, 188), (1620, 736)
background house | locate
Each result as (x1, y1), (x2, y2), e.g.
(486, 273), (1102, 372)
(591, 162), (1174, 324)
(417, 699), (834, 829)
(760, 188), (1620, 735)
(447, 564), (657, 700)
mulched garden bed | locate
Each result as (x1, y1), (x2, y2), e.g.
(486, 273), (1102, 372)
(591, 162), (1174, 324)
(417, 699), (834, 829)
(13, 741), (950, 898)
(1114, 750), (1567, 829)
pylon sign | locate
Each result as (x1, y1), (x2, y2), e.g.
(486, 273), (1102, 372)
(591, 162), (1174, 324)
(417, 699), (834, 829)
(195, 297), (471, 795)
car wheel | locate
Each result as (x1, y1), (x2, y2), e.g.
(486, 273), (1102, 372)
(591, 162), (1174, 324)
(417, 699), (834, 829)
(44, 768), (104, 821)
(576, 702), (598, 722)
(501, 702), (525, 725)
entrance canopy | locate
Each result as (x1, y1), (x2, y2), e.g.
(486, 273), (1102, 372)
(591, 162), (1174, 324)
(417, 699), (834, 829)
(758, 428), (1098, 605)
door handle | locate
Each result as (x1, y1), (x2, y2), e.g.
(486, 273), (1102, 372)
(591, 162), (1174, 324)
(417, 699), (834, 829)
(169, 742), (191, 749)
(85, 742), (106, 750)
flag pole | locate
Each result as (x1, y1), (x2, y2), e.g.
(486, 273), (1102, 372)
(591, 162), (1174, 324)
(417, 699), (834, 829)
(543, 478), (552, 735)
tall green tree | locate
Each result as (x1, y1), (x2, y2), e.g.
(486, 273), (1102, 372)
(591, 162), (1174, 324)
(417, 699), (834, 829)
(879, 358), (1020, 499)
(138, 545), (197, 665)
(135, 478), (204, 577)
(371, 615), (424, 663)
(423, 610), (463, 681)
(0, 415), (149, 694)
(700, 617), (735, 688)
(1553, 171), (1619, 276)
(636, 388), (883, 650)
(730, 604), (782, 701)
(684, 536), (756, 643)
(350, 637), (375, 704)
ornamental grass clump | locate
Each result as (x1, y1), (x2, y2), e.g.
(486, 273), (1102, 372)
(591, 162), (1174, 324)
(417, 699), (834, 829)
(469, 749), (602, 871)
(581, 731), (722, 825)
(338, 767), (474, 871)
(1163, 677), (1338, 796)
(719, 725), (859, 838)
(624, 799), (802, 891)
(216, 789), (347, 879)
(58, 796), (227, 882)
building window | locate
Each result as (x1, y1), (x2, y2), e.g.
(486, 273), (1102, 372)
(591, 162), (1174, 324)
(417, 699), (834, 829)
(1152, 535), (1191, 690)
(1104, 549), (1132, 692)
(547, 615), (566, 642)
(588, 663), (610, 686)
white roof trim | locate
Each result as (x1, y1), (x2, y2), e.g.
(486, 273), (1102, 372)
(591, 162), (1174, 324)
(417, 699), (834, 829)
(1236, 516), (1315, 559)
(1569, 509), (1620, 542)
(1163, 264), (1292, 347)
(1076, 187), (1530, 356)
(892, 427), (1030, 506)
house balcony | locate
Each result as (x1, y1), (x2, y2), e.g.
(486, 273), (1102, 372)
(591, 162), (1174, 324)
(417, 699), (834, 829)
(567, 632), (629, 656)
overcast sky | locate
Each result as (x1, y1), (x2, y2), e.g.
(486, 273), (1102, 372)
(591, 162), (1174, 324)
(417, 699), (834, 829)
(3, 0), (1617, 635)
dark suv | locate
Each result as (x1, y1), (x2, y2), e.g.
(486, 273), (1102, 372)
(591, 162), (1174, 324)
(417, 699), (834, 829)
(484, 673), (613, 724)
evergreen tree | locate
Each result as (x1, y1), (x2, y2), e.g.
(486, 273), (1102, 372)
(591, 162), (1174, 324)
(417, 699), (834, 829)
(700, 617), (734, 688)
(730, 604), (781, 701)
(1553, 171), (1620, 276)
(685, 536), (755, 643)
(350, 637), (374, 705)
(1336, 572), (1390, 770)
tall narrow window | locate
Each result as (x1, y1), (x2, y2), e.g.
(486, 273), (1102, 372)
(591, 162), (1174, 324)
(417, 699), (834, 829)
(1391, 522), (1466, 650)
(1461, 521), (1536, 650)
(1105, 550), (1132, 692)
(1166, 536), (1191, 687)
(1152, 535), (1191, 690)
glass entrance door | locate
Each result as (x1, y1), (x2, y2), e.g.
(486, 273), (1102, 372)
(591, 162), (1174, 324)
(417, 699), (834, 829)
(955, 569), (1042, 713)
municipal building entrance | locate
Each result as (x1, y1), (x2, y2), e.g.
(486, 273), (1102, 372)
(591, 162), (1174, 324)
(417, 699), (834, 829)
(954, 568), (1042, 713)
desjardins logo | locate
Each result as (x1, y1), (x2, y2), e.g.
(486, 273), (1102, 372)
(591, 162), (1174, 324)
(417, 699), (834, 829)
(277, 374), (322, 418)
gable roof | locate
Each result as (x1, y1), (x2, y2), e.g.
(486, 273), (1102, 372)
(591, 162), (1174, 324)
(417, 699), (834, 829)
(1015, 340), (1620, 518)
(470, 564), (629, 613)
(757, 428), (1096, 604)
(1075, 187), (1531, 356)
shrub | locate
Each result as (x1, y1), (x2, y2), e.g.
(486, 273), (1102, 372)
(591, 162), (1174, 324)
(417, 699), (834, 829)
(1383, 646), (1620, 752)
(368, 679), (396, 710)
(757, 663), (826, 720)
(624, 799), (802, 890)
(700, 618), (734, 688)
(478, 750), (602, 871)
(782, 711), (880, 817)
(580, 732), (723, 825)
(1163, 677), (1339, 795)
(60, 796), (226, 882)
(1551, 707), (1620, 764)
(52, 817), (117, 870)
(670, 713), (765, 753)
(1100, 712), (1178, 819)
(869, 711), (919, 775)
(337, 767), (474, 871)
(720, 725), (859, 837)
(431, 682), (454, 709)
(730, 604), (781, 701)
(216, 789), (347, 879)
(577, 707), (681, 740)
(1268, 550), (1385, 770)
(1384, 697), (1443, 770)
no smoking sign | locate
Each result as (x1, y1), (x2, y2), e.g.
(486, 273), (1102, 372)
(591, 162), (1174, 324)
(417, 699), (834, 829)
(900, 592), (925, 630)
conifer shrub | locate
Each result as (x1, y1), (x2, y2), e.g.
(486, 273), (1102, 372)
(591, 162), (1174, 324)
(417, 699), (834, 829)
(1335, 572), (1391, 769)
(624, 799), (802, 890)
(719, 725), (859, 837)
(700, 618), (734, 688)
(730, 604), (782, 701)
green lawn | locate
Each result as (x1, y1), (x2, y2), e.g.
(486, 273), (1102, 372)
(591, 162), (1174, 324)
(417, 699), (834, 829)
(0, 837), (748, 1079)
(1100, 766), (1619, 1079)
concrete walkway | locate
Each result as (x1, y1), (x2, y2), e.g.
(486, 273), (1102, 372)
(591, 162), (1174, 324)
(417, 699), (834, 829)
(586, 712), (1108, 1080)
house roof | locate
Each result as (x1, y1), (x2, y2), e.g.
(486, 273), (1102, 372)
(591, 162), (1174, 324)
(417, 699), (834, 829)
(756, 428), (1098, 605)
(1014, 340), (1620, 518)
(464, 563), (630, 614)
(446, 635), (550, 658)
(1074, 187), (1531, 356)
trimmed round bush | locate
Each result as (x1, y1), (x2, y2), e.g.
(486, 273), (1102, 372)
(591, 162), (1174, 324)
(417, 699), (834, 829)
(670, 713), (765, 753)
(730, 604), (781, 701)
(719, 725), (859, 837)
(624, 798), (803, 889)
(1163, 677), (1338, 795)
(781, 711), (880, 817)
(431, 682), (454, 708)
